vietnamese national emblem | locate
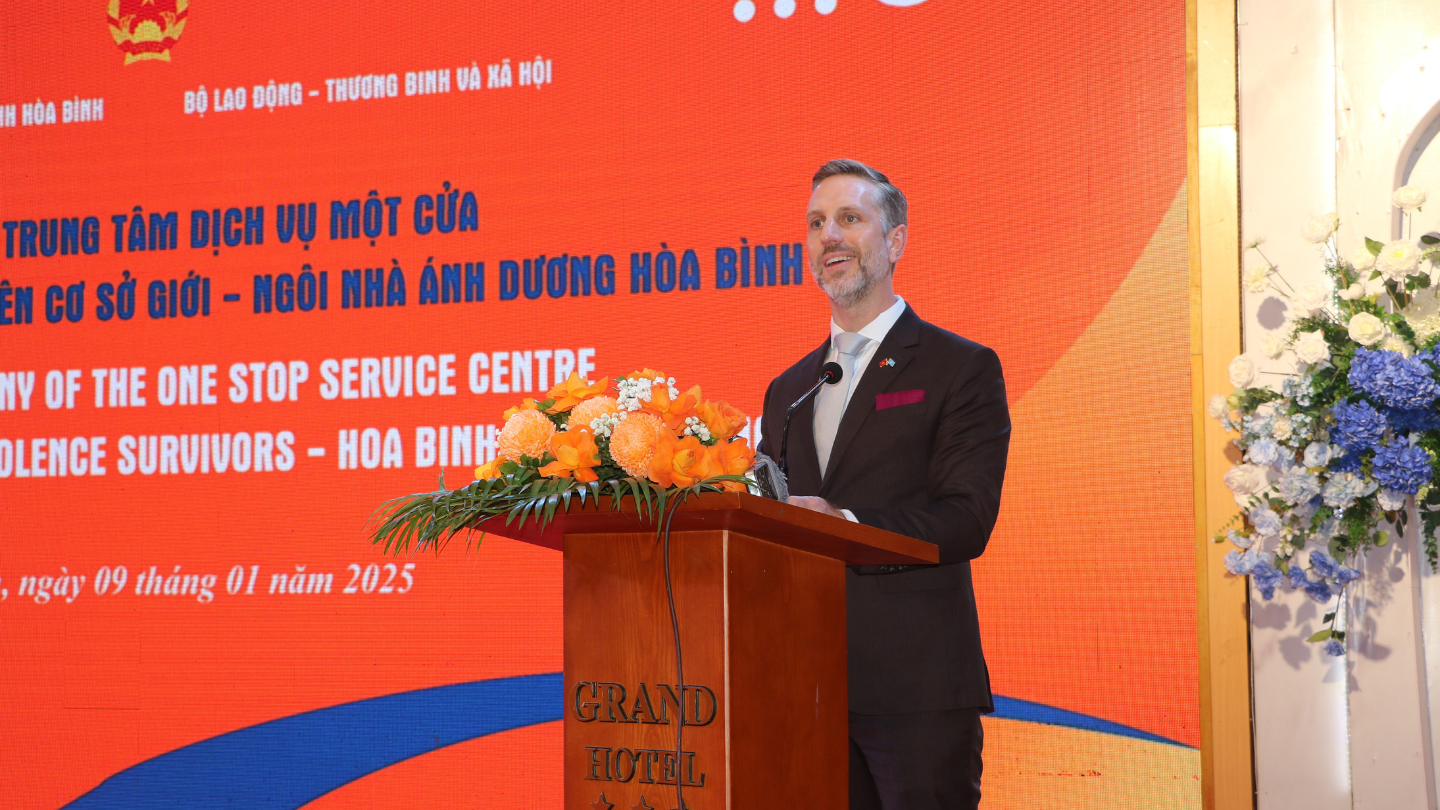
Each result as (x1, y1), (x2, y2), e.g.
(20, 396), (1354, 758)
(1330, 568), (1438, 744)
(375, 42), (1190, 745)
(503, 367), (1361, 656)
(107, 0), (188, 64)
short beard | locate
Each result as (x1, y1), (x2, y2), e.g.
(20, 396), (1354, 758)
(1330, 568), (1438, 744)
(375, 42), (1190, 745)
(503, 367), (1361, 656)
(812, 248), (889, 309)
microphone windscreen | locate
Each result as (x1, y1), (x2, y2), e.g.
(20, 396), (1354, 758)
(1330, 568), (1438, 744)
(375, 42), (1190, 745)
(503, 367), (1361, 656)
(821, 361), (844, 384)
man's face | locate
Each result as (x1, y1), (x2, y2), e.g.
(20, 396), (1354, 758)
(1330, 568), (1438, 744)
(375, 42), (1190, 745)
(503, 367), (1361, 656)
(806, 175), (902, 308)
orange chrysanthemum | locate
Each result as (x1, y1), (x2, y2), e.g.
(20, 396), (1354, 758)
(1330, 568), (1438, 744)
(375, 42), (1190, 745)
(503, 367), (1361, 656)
(539, 430), (602, 483)
(546, 372), (611, 412)
(697, 400), (748, 441)
(609, 412), (666, 478)
(568, 395), (618, 432)
(497, 408), (556, 462)
(649, 433), (713, 488)
(474, 458), (504, 480)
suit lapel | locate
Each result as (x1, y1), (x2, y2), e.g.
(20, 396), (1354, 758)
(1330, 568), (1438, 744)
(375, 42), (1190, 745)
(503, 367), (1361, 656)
(820, 306), (922, 489)
(786, 339), (830, 496)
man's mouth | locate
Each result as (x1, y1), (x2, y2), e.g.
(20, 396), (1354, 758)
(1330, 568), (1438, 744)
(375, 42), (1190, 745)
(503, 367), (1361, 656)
(824, 254), (855, 267)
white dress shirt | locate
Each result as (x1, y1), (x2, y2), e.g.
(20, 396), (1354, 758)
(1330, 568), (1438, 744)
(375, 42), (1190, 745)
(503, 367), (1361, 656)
(817, 295), (907, 521)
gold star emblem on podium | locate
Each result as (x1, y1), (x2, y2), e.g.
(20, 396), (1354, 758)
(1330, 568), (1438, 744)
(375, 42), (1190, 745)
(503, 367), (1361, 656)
(590, 794), (614, 810)
(630, 797), (654, 810)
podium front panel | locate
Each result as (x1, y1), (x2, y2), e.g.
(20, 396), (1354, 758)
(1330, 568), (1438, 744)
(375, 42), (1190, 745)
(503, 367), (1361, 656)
(563, 529), (847, 810)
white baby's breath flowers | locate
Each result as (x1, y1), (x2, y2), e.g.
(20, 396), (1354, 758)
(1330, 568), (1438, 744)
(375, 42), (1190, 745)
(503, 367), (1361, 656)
(1349, 245), (1377, 271)
(1303, 213), (1341, 244)
(1347, 312), (1388, 346)
(682, 416), (712, 442)
(1376, 240), (1423, 281)
(1393, 185), (1428, 212)
(1243, 264), (1273, 294)
(1207, 394), (1228, 420)
(1289, 284), (1330, 316)
(1261, 331), (1287, 359)
(615, 377), (655, 411)
(1293, 330), (1331, 364)
(588, 411), (627, 437)
(1229, 355), (1257, 388)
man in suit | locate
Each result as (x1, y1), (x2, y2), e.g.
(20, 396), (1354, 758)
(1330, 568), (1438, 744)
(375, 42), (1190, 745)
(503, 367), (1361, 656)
(756, 159), (1011, 810)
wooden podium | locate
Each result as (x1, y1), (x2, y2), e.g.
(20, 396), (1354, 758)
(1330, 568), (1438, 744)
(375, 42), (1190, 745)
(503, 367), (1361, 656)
(491, 491), (937, 810)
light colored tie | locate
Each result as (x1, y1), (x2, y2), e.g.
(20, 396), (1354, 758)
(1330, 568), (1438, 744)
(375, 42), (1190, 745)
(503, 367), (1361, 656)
(814, 331), (869, 474)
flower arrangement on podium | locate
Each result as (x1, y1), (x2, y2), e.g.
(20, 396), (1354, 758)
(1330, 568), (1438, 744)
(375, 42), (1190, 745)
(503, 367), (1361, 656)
(368, 369), (759, 554)
(1213, 185), (1440, 656)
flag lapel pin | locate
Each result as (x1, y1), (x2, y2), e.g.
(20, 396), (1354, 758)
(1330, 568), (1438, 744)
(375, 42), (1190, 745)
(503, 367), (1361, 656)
(879, 357), (896, 368)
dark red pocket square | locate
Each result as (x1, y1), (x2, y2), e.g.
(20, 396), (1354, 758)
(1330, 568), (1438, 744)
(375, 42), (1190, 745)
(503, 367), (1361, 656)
(876, 389), (925, 410)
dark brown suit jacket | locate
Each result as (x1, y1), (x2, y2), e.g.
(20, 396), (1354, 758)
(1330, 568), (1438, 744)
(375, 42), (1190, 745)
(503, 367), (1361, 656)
(758, 305), (1010, 715)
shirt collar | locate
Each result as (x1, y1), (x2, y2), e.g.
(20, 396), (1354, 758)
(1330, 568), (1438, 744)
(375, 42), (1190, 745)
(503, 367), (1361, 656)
(830, 295), (907, 345)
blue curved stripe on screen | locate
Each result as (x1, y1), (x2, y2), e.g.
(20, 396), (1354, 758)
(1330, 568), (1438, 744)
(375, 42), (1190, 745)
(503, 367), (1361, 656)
(992, 694), (1190, 748)
(62, 672), (1186, 810)
(62, 672), (564, 810)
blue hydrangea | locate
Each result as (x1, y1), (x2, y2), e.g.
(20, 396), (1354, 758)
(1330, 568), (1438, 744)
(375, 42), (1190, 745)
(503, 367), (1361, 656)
(1384, 407), (1440, 432)
(1323, 639), (1345, 657)
(1226, 530), (1253, 549)
(1349, 348), (1440, 410)
(1284, 375), (1316, 407)
(1287, 564), (1335, 603)
(1277, 467), (1321, 505)
(1330, 447), (1363, 474)
(1372, 438), (1433, 494)
(1247, 438), (1282, 467)
(1332, 400), (1387, 452)
(1322, 472), (1369, 509)
(1310, 550), (1361, 584)
(1253, 559), (1283, 600)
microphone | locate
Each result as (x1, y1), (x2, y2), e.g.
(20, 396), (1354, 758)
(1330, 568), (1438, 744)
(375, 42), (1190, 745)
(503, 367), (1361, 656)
(779, 361), (844, 474)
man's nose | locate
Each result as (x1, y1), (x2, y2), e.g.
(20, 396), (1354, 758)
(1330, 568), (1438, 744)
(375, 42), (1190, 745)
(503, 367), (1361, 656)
(819, 219), (844, 243)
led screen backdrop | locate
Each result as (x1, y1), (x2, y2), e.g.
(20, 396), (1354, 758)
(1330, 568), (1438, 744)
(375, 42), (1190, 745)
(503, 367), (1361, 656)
(0, 0), (1198, 806)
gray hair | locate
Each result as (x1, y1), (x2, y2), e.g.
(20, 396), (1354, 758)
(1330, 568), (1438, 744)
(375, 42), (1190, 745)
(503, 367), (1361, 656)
(811, 159), (908, 233)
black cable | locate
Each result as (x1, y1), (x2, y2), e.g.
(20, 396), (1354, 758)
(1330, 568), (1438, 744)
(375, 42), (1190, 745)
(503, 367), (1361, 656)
(661, 495), (686, 810)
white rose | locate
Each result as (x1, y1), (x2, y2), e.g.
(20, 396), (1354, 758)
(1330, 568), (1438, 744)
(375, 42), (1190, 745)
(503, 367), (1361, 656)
(1350, 245), (1377, 271)
(1293, 329), (1331, 364)
(1224, 464), (1266, 495)
(1394, 185), (1428, 212)
(1207, 394), (1228, 420)
(1376, 240), (1422, 281)
(1381, 333), (1415, 357)
(1347, 312), (1388, 346)
(1289, 283), (1331, 316)
(1303, 213), (1340, 244)
(1272, 415), (1294, 440)
(1261, 331), (1287, 359)
(1229, 355), (1257, 388)
(1339, 283), (1365, 301)
(1243, 264), (1272, 294)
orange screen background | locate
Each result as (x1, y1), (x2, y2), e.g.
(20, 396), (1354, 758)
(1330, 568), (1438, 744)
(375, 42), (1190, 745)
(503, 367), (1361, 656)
(0, 0), (1197, 806)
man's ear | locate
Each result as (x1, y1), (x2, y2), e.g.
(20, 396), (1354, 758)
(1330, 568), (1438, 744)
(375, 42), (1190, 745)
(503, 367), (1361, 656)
(887, 223), (908, 263)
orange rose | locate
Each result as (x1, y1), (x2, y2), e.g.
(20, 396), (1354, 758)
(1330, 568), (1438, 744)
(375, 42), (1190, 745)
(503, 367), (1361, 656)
(697, 400), (749, 441)
(626, 368), (667, 381)
(539, 429), (602, 483)
(709, 439), (756, 492)
(646, 383), (701, 431)
(474, 458), (504, 480)
(502, 398), (540, 421)
(497, 409), (556, 462)
(649, 433), (711, 488)
(546, 372), (611, 413)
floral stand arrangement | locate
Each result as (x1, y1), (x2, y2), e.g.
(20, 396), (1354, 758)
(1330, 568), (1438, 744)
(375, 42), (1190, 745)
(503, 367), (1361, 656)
(1214, 185), (1440, 656)
(368, 369), (763, 553)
